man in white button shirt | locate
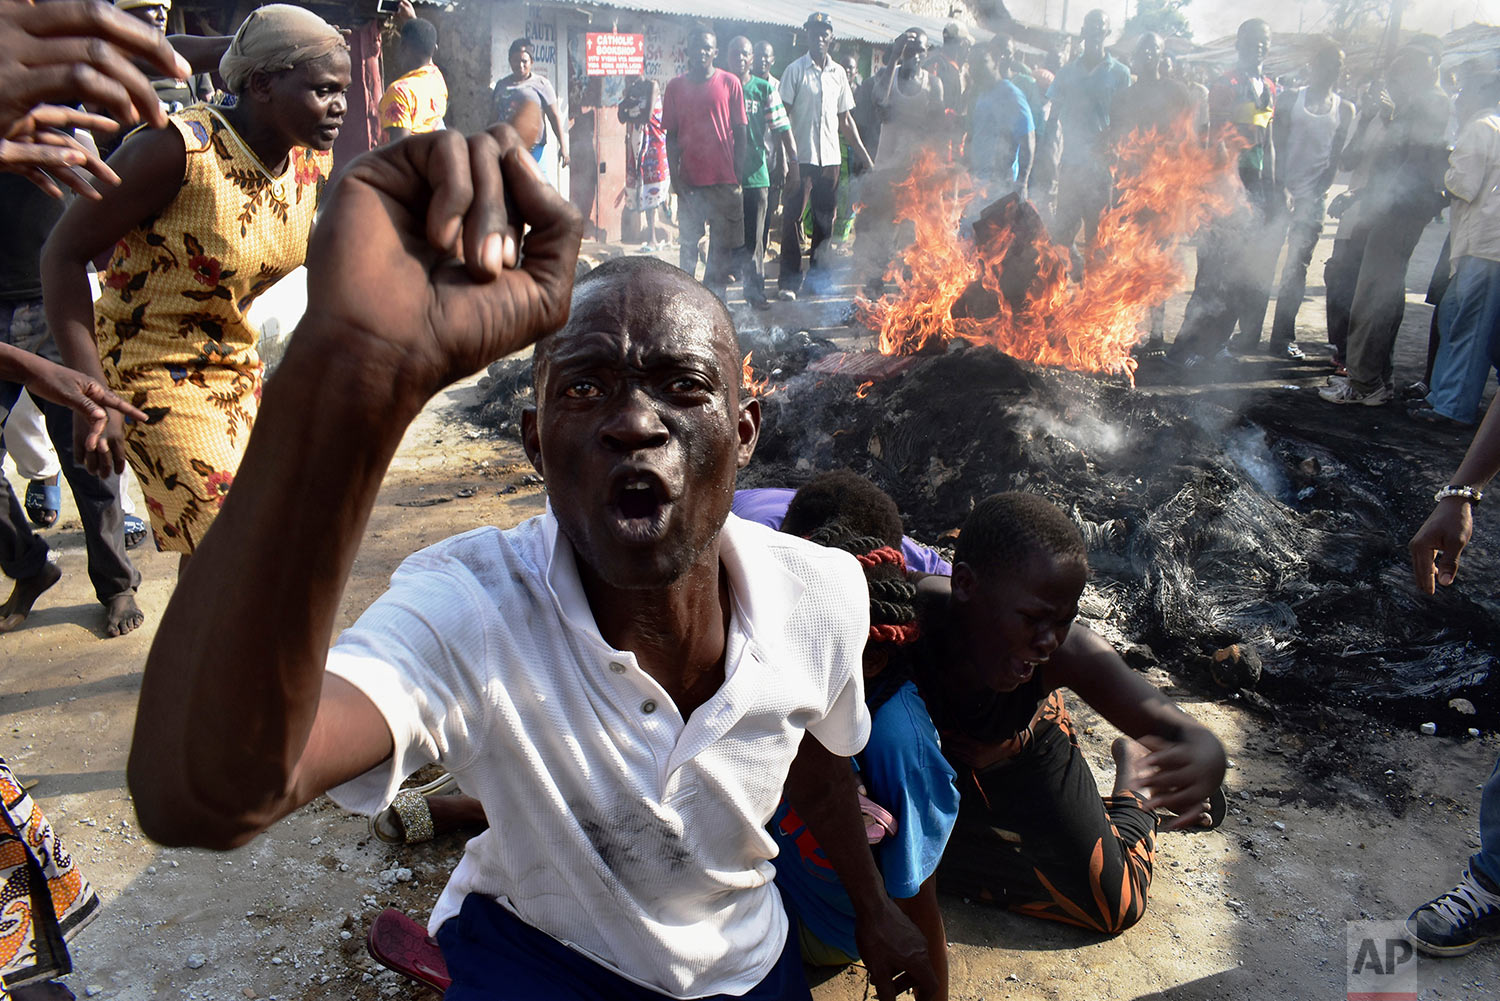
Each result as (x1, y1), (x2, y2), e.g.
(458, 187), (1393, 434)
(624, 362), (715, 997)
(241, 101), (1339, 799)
(125, 124), (936, 1001)
(778, 11), (873, 299)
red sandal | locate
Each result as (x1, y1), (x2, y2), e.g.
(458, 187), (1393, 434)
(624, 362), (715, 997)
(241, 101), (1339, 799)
(367, 908), (452, 994)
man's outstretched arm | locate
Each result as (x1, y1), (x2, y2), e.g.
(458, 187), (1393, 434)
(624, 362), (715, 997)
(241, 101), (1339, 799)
(127, 127), (583, 849)
(1410, 394), (1500, 594)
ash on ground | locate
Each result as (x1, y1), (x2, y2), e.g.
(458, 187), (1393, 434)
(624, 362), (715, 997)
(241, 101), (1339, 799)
(474, 342), (1496, 726)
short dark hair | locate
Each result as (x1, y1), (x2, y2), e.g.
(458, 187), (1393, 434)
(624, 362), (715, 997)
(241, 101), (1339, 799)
(509, 37), (532, 58)
(782, 470), (904, 545)
(955, 492), (1087, 581)
(532, 256), (737, 387)
(400, 18), (438, 58)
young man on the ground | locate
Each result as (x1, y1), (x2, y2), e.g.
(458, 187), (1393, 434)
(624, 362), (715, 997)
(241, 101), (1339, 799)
(728, 35), (795, 311)
(123, 123), (937, 1001)
(1266, 42), (1354, 359)
(1169, 19), (1281, 367)
(378, 15), (447, 144)
(662, 28), (748, 304)
(1406, 393), (1500, 956)
(778, 12), (873, 299)
(1044, 9), (1130, 272)
(1320, 43), (1450, 406)
(1416, 71), (1500, 426)
(491, 38), (569, 173)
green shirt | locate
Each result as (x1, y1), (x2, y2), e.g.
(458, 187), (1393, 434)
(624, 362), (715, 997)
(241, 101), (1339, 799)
(742, 75), (790, 188)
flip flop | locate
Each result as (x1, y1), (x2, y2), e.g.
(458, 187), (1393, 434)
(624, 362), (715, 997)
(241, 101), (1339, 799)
(371, 772), (457, 844)
(367, 908), (451, 993)
(24, 478), (60, 529)
(124, 514), (148, 550)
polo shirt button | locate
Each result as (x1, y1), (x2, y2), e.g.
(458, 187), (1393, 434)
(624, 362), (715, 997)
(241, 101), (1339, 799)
(641, 700), (657, 714)
(608, 661), (627, 674)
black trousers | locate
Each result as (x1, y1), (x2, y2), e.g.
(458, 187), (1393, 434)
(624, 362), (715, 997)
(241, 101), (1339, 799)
(1324, 223), (1370, 365)
(0, 299), (137, 601)
(938, 696), (1158, 933)
(778, 163), (840, 295)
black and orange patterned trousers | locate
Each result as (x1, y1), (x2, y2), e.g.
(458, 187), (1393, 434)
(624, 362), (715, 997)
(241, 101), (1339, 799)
(938, 695), (1158, 933)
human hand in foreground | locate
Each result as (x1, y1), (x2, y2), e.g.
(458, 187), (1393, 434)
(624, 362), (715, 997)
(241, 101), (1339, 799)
(1410, 499), (1473, 594)
(1138, 728), (1227, 831)
(0, 343), (146, 455)
(0, 0), (189, 193)
(855, 896), (939, 1000)
(299, 124), (582, 410)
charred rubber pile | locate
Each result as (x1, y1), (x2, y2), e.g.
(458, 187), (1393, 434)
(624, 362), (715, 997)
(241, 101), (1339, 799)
(736, 344), (1497, 724)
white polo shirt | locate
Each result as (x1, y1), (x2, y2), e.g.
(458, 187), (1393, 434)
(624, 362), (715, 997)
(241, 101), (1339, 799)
(326, 511), (871, 998)
(779, 53), (855, 167)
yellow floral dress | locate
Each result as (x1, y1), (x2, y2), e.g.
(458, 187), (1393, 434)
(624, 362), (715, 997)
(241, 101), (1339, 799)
(95, 104), (331, 553)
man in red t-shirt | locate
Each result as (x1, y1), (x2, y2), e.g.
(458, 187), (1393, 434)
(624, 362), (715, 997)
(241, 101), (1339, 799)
(662, 28), (748, 300)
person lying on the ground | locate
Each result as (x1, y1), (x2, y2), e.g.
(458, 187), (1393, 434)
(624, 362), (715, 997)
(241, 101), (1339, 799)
(1404, 392), (1500, 957)
(909, 492), (1227, 933)
(124, 123), (937, 1001)
(0, 0), (191, 196)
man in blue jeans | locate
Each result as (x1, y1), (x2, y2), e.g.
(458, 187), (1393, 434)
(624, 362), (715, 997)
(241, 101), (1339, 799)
(1407, 394), (1500, 955)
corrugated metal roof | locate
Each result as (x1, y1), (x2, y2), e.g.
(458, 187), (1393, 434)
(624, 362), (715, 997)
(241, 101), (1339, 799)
(577, 0), (991, 48)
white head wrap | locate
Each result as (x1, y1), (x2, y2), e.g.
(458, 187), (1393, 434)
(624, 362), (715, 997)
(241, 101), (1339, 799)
(219, 4), (347, 95)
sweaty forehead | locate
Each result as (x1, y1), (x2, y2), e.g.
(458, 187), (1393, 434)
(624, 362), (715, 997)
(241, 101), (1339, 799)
(542, 272), (736, 375)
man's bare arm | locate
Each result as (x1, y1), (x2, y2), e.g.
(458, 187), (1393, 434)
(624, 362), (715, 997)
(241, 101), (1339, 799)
(127, 125), (583, 850)
(785, 735), (938, 1000)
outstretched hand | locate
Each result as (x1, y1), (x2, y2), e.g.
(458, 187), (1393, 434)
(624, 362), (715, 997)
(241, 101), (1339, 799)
(1139, 729), (1226, 831)
(1409, 499), (1473, 594)
(0, 0), (190, 196)
(0, 343), (146, 463)
(297, 124), (582, 413)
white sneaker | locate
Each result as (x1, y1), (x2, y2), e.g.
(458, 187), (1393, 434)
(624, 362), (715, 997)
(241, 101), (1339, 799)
(1318, 380), (1392, 405)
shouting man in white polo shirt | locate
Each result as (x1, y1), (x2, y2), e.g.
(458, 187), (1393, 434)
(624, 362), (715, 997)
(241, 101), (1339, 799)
(125, 123), (936, 1000)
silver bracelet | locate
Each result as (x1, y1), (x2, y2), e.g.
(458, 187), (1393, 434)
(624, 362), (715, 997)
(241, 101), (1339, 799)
(1434, 485), (1483, 506)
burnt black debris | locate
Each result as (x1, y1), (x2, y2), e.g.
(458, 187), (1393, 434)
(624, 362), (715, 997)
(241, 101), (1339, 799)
(474, 343), (1497, 724)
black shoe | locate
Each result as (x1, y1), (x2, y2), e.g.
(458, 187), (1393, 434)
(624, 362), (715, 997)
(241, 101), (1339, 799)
(1406, 866), (1500, 957)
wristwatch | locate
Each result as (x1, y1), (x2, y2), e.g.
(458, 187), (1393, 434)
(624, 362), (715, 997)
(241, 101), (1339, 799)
(1434, 485), (1483, 506)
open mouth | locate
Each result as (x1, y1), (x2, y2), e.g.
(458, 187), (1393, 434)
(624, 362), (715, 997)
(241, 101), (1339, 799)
(605, 470), (671, 544)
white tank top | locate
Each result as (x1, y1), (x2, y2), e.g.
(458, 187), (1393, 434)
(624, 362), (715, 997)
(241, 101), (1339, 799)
(1283, 87), (1342, 202)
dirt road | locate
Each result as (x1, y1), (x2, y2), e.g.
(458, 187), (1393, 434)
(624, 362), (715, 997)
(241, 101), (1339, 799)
(3, 212), (1497, 999)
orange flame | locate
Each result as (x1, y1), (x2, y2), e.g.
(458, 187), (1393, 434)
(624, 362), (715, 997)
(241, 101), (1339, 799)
(859, 118), (1247, 383)
(854, 380), (874, 399)
(741, 351), (779, 397)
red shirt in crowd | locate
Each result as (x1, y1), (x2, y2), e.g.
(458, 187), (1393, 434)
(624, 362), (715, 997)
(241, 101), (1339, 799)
(661, 68), (747, 187)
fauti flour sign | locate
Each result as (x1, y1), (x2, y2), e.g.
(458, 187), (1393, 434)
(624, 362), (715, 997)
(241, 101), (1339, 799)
(585, 32), (644, 75)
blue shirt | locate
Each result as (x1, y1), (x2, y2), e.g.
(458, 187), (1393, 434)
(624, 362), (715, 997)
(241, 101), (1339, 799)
(971, 80), (1034, 182)
(768, 682), (960, 958)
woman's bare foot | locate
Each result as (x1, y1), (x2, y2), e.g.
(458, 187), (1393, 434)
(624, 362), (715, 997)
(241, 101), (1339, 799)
(1111, 736), (1214, 828)
(105, 593), (145, 637)
(0, 562), (63, 633)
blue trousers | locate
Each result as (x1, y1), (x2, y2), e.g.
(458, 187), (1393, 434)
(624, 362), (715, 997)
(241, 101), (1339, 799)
(1425, 256), (1500, 424)
(436, 893), (813, 1000)
(1475, 756), (1500, 887)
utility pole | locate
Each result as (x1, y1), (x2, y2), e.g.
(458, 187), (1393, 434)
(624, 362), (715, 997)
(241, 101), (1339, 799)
(1061, 0), (1070, 35)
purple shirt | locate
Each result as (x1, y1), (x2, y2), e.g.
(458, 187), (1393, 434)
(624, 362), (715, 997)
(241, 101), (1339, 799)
(731, 488), (952, 575)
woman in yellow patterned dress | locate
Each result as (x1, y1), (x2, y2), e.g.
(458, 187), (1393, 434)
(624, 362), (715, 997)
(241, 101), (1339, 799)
(42, 5), (349, 571)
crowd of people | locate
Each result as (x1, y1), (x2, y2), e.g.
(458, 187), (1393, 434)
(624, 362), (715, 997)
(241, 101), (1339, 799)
(0, 3), (1497, 999)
